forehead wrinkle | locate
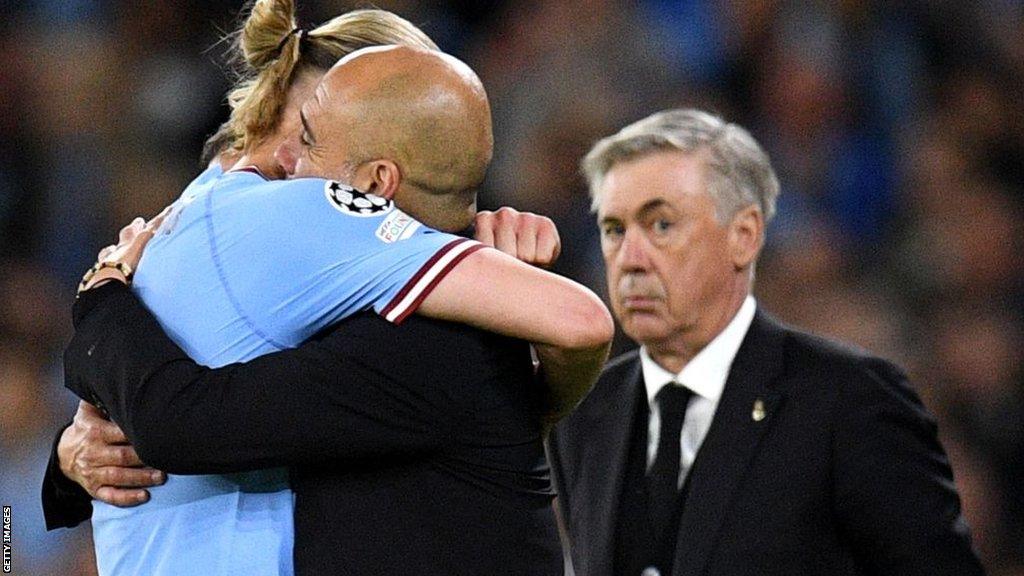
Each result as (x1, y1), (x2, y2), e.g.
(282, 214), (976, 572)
(306, 82), (331, 118)
(635, 198), (673, 218)
(602, 195), (672, 221)
(302, 82), (338, 137)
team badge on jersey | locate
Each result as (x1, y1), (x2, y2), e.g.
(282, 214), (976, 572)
(325, 181), (393, 217)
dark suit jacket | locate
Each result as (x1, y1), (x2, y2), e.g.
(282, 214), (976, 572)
(57, 282), (562, 575)
(548, 310), (985, 576)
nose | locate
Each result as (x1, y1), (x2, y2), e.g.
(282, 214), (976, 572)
(615, 228), (650, 273)
(274, 138), (299, 177)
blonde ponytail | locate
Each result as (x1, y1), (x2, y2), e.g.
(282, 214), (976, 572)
(239, 0), (298, 70)
(202, 3), (439, 164)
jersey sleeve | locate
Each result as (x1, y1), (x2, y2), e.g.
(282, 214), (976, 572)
(218, 177), (484, 343)
(374, 235), (483, 323)
(310, 178), (485, 324)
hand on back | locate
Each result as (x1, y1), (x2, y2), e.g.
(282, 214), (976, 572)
(58, 401), (165, 507)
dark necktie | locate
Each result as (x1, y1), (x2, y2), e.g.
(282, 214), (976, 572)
(647, 383), (694, 541)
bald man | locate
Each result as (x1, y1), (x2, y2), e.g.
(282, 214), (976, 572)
(276, 45), (491, 229)
(271, 46), (606, 402)
(273, 45), (491, 232)
(60, 46), (592, 575)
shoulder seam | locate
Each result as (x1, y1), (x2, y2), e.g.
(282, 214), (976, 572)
(203, 190), (288, 351)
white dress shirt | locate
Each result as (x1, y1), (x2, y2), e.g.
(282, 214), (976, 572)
(640, 296), (757, 488)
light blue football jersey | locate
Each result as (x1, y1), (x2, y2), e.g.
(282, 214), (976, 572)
(90, 165), (480, 576)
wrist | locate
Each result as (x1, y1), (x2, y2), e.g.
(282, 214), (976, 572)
(56, 426), (76, 479)
(85, 269), (128, 290)
(78, 261), (133, 294)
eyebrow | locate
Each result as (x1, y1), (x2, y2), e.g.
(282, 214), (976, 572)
(300, 110), (316, 143)
(599, 198), (676, 225)
(636, 198), (670, 218)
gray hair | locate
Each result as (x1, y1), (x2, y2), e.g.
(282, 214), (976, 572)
(582, 109), (780, 224)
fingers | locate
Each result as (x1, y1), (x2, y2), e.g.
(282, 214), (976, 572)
(474, 208), (561, 266)
(75, 401), (131, 445)
(101, 215), (159, 271)
(93, 419), (129, 445)
(97, 244), (116, 261)
(90, 465), (165, 489)
(71, 444), (166, 506)
(79, 458), (165, 505)
(533, 217), (561, 267)
(147, 205), (172, 232)
(491, 207), (519, 256)
(515, 217), (539, 264)
(92, 224), (134, 276)
(61, 403), (167, 509)
(103, 214), (155, 269)
(73, 404), (147, 465)
(118, 217), (145, 245)
(473, 210), (496, 247)
(120, 228), (155, 269)
(98, 419), (131, 444)
(107, 444), (146, 468)
(94, 485), (152, 508)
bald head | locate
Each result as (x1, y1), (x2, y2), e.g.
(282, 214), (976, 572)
(320, 45), (492, 197)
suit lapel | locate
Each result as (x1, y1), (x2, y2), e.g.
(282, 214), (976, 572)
(578, 356), (644, 576)
(673, 312), (787, 576)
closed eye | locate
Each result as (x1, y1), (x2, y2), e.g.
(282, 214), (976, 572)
(299, 110), (317, 147)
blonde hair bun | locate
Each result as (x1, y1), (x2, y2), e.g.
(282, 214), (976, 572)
(201, 2), (439, 163)
(239, 0), (299, 70)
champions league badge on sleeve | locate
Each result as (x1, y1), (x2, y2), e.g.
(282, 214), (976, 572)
(325, 181), (393, 217)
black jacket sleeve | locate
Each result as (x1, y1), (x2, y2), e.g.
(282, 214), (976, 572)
(40, 422), (93, 530)
(832, 358), (986, 576)
(63, 283), (466, 475)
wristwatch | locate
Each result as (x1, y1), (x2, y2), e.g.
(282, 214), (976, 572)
(77, 261), (134, 295)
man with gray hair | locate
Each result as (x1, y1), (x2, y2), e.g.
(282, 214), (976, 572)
(548, 108), (985, 576)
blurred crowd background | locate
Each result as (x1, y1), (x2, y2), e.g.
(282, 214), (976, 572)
(0, 1), (1021, 574)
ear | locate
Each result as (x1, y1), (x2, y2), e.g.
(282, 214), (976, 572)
(353, 160), (402, 200)
(727, 205), (764, 271)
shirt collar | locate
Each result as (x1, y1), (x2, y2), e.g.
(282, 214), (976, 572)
(640, 296), (757, 406)
(226, 165), (270, 180)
